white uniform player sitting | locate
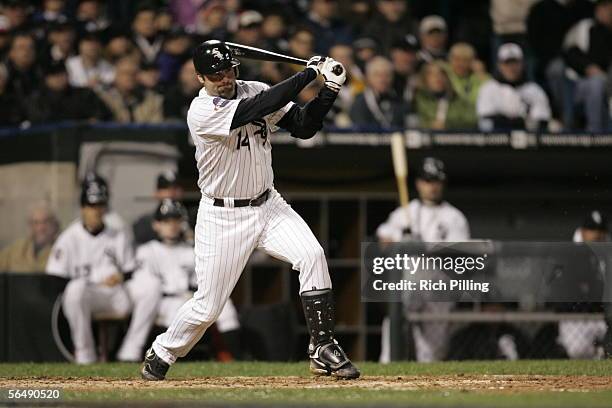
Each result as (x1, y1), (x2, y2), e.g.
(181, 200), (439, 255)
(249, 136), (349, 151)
(557, 210), (610, 359)
(46, 173), (160, 363)
(377, 157), (470, 362)
(134, 199), (241, 359)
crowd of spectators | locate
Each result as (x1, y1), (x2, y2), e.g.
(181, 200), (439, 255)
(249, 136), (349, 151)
(0, 0), (610, 132)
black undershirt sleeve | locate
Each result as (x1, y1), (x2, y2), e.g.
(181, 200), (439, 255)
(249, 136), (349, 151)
(276, 86), (338, 139)
(230, 68), (317, 129)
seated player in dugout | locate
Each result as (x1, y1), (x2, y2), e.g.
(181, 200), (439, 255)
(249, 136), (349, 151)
(376, 158), (470, 363)
(141, 40), (360, 380)
(132, 170), (194, 246)
(134, 199), (241, 361)
(46, 173), (160, 363)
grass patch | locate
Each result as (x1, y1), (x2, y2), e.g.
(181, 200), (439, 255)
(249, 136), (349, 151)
(3, 360), (612, 378)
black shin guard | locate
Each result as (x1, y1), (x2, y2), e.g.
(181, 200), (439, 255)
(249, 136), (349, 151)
(301, 288), (335, 350)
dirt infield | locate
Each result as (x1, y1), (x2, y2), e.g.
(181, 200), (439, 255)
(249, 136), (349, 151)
(2, 375), (612, 393)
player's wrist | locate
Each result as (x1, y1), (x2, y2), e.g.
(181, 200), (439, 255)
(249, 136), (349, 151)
(324, 81), (341, 92)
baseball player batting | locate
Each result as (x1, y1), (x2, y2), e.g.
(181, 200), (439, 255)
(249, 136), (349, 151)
(141, 40), (360, 380)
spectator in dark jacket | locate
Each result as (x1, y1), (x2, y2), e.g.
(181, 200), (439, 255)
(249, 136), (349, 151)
(26, 61), (109, 123)
(132, 5), (164, 64)
(363, 0), (417, 55)
(163, 60), (200, 121)
(350, 56), (409, 128)
(0, 63), (26, 126)
(417, 15), (449, 68)
(5, 32), (43, 100)
(157, 27), (191, 85)
(560, 0), (612, 131)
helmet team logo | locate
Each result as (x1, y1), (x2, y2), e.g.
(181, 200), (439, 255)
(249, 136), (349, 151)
(211, 48), (223, 60)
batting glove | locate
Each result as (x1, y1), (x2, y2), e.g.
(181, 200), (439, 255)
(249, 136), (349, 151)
(306, 55), (325, 75)
(320, 58), (346, 92)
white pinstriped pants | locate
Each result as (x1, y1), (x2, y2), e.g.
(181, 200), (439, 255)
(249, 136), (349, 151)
(152, 188), (331, 364)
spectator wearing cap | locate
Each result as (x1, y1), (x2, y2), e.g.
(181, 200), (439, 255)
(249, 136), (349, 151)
(303, 0), (353, 55)
(558, 0), (612, 131)
(0, 63), (26, 126)
(444, 43), (489, 109)
(164, 60), (200, 121)
(477, 43), (551, 131)
(556, 210), (610, 360)
(95, 57), (163, 123)
(352, 37), (378, 73)
(230, 10), (266, 80)
(132, 6), (164, 64)
(377, 157), (469, 363)
(0, 200), (59, 273)
(132, 170), (185, 245)
(413, 61), (477, 130)
(157, 27), (192, 85)
(66, 32), (115, 88)
(417, 15), (449, 67)
(26, 61), (110, 123)
(363, 0), (417, 55)
(349, 56), (409, 129)
(41, 22), (76, 68)
(390, 34), (419, 103)
(193, 1), (229, 41)
(5, 32), (42, 100)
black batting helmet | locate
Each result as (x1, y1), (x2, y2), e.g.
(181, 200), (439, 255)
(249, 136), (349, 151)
(80, 172), (109, 206)
(193, 39), (240, 75)
(154, 198), (188, 221)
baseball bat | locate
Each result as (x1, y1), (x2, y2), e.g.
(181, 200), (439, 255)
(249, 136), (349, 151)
(390, 132), (411, 234)
(390, 132), (409, 207)
(225, 42), (344, 75)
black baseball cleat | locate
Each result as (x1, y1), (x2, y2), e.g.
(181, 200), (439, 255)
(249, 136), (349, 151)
(141, 348), (170, 381)
(309, 340), (360, 379)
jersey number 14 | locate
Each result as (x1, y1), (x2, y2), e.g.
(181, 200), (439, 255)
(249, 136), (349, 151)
(236, 120), (268, 151)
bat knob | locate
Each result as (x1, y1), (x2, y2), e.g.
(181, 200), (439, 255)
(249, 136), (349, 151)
(332, 65), (344, 76)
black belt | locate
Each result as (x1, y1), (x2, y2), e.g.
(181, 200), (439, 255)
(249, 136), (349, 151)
(213, 189), (270, 208)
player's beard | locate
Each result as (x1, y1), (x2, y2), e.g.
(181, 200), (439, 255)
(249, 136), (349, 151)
(216, 82), (236, 99)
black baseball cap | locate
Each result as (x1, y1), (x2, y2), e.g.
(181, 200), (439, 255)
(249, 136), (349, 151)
(391, 34), (419, 52)
(156, 170), (178, 190)
(417, 157), (447, 182)
(80, 172), (109, 206)
(582, 210), (609, 231)
(154, 198), (187, 221)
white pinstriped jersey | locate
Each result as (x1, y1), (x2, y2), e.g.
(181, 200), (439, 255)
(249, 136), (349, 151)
(133, 241), (196, 295)
(46, 221), (136, 283)
(187, 80), (294, 199)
